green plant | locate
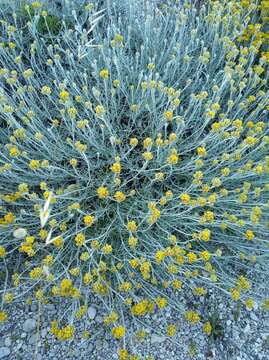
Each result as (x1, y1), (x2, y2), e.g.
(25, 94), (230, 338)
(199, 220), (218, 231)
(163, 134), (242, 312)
(0, 0), (268, 351)
(233, 301), (242, 321)
(208, 311), (224, 341)
(188, 339), (198, 357)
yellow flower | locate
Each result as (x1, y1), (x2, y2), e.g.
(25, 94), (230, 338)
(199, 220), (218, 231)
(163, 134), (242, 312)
(4, 212), (15, 224)
(59, 90), (69, 102)
(167, 149), (179, 165)
(143, 137), (153, 148)
(156, 297), (167, 309)
(97, 186), (109, 199)
(95, 105), (105, 117)
(197, 146), (207, 157)
(187, 252), (197, 263)
(111, 326), (125, 339)
(199, 229), (211, 242)
(203, 210), (214, 222)
(206, 110), (215, 118)
(262, 299), (269, 311)
(23, 68), (34, 78)
(102, 244), (113, 255)
(99, 69), (109, 78)
(245, 298), (254, 310)
(69, 267), (80, 276)
(245, 136), (257, 146)
(130, 104), (139, 112)
(31, 1), (42, 9)
(41, 86), (51, 95)
(114, 34), (123, 43)
(193, 287), (206, 296)
(131, 300), (149, 316)
(164, 110), (173, 121)
(203, 321), (212, 335)
(53, 236), (63, 248)
(127, 236), (137, 249)
(29, 160), (40, 170)
(114, 191), (126, 202)
(69, 158), (78, 167)
(172, 279), (182, 289)
(118, 281), (132, 292)
(200, 250), (211, 261)
(83, 215), (95, 226)
(118, 349), (128, 360)
(29, 267), (43, 280)
(9, 147), (20, 157)
(127, 220), (137, 232)
(245, 229), (254, 241)
(143, 151), (153, 161)
(130, 137), (138, 147)
(68, 107), (78, 119)
(147, 62), (155, 70)
(0, 311), (7, 323)
(75, 141), (87, 152)
(230, 288), (240, 301)
(111, 162), (121, 173)
(3, 292), (14, 303)
(75, 305), (87, 320)
(167, 324), (176, 337)
(113, 79), (120, 87)
(185, 310), (200, 324)
(237, 275), (251, 291)
(0, 246), (6, 258)
(180, 193), (190, 204)
(74, 233), (85, 247)
(211, 177), (222, 187)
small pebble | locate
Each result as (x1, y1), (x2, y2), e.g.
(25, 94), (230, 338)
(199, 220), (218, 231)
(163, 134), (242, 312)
(151, 334), (166, 344)
(0, 347), (10, 359)
(3, 339), (11, 348)
(87, 306), (97, 320)
(23, 319), (37, 333)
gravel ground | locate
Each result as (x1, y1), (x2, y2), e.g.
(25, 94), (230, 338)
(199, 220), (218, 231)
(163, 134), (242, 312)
(0, 1), (269, 360)
(1, 288), (269, 360)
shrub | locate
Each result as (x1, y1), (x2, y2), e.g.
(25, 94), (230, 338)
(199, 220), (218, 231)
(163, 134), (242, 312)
(237, 0), (269, 60)
(0, 0), (269, 348)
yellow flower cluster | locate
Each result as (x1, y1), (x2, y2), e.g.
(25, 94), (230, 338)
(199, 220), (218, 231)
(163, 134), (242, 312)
(0, 0), (268, 347)
(50, 320), (74, 341)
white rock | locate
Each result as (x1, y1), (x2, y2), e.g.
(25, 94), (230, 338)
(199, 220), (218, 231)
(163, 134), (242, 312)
(30, 304), (38, 312)
(250, 313), (258, 322)
(41, 328), (47, 338)
(23, 319), (37, 333)
(3, 338), (11, 348)
(73, 349), (80, 357)
(46, 304), (55, 311)
(244, 324), (251, 333)
(95, 339), (103, 351)
(87, 306), (97, 320)
(95, 315), (103, 324)
(13, 228), (27, 239)
(0, 347), (10, 359)
(29, 333), (38, 345)
(151, 334), (166, 344)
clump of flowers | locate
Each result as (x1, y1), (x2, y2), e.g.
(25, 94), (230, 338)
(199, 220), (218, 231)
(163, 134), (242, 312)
(0, 0), (269, 352)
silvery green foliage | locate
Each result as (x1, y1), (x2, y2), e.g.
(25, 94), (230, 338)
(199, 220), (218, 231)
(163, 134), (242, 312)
(0, 0), (268, 331)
